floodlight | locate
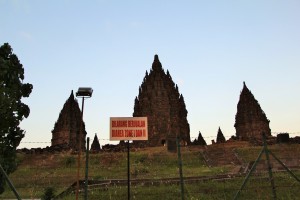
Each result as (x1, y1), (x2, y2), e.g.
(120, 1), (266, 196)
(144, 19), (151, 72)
(76, 87), (93, 97)
(75, 86), (93, 200)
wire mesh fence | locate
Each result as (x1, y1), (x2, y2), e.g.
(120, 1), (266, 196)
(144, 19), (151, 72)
(1, 134), (300, 199)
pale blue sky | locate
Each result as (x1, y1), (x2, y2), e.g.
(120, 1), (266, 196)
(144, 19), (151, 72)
(1, 0), (299, 148)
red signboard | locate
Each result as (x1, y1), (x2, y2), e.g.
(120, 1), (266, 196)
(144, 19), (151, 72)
(110, 117), (148, 141)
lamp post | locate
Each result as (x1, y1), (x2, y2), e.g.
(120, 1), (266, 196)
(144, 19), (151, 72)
(75, 87), (93, 200)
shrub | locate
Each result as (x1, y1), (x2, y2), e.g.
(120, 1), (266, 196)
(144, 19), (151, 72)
(41, 187), (55, 200)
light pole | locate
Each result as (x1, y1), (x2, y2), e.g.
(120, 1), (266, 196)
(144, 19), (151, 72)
(75, 87), (93, 200)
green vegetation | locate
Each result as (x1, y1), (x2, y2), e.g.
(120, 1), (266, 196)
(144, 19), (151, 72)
(52, 173), (300, 200)
(1, 144), (300, 199)
(0, 42), (33, 193)
(41, 187), (56, 200)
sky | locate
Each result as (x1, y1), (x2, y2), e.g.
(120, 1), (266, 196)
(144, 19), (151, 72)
(1, 0), (300, 148)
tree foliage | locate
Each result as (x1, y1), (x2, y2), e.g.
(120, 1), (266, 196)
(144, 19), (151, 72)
(0, 43), (33, 193)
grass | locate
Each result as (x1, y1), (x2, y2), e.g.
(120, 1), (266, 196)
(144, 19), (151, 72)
(53, 174), (300, 200)
(1, 144), (300, 199)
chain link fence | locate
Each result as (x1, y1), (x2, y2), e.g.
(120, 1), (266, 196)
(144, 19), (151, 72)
(1, 134), (300, 199)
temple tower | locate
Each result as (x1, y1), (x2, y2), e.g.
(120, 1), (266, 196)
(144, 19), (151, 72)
(216, 127), (226, 143)
(51, 91), (86, 150)
(133, 55), (190, 147)
(193, 131), (207, 146)
(91, 133), (101, 152)
(234, 82), (271, 140)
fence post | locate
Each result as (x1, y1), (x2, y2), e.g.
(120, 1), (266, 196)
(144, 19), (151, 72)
(0, 164), (21, 200)
(84, 137), (90, 200)
(234, 133), (278, 200)
(176, 137), (184, 200)
(234, 140), (265, 199)
(263, 133), (277, 200)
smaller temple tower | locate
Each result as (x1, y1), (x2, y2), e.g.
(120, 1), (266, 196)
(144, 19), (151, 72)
(216, 127), (226, 143)
(234, 82), (271, 140)
(91, 133), (101, 152)
(51, 91), (86, 150)
(193, 131), (207, 146)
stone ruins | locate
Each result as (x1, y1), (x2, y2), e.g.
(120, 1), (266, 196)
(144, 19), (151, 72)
(133, 55), (190, 147)
(51, 91), (86, 151)
(234, 82), (271, 141)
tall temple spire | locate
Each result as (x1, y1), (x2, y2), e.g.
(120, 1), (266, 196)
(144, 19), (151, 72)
(133, 55), (190, 147)
(70, 90), (74, 99)
(235, 82), (271, 141)
(151, 54), (163, 71)
(51, 90), (87, 150)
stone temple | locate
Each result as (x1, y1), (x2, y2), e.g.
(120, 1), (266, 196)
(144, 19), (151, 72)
(234, 82), (271, 140)
(216, 127), (226, 143)
(90, 133), (101, 152)
(133, 55), (190, 147)
(51, 91), (86, 150)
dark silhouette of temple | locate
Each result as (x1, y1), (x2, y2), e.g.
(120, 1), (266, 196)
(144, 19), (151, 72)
(133, 55), (190, 147)
(216, 127), (226, 143)
(193, 131), (207, 146)
(91, 133), (101, 152)
(234, 82), (271, 140)
(51, 91), (86, 150)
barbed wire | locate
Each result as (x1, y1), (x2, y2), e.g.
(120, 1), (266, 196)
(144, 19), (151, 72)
(6, 139), (300, 199)
(18, 132), (300, 144)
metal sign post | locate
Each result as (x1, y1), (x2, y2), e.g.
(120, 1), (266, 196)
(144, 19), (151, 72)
(84, 137), (90, 200)
(109, 117), (148, 200)
(75, 87), (93, 200)
(127, 140), (130, 200)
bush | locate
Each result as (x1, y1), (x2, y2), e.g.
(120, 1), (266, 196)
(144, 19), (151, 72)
(41, 187), (55, 200)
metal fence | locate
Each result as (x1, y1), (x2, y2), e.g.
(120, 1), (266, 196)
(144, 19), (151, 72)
(1, 134), (300, 199)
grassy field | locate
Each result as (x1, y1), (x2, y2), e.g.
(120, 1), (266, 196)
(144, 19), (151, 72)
(1, 143), (300, 199)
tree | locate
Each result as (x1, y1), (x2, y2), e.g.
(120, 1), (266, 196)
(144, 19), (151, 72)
(0, 43), (33, 193)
